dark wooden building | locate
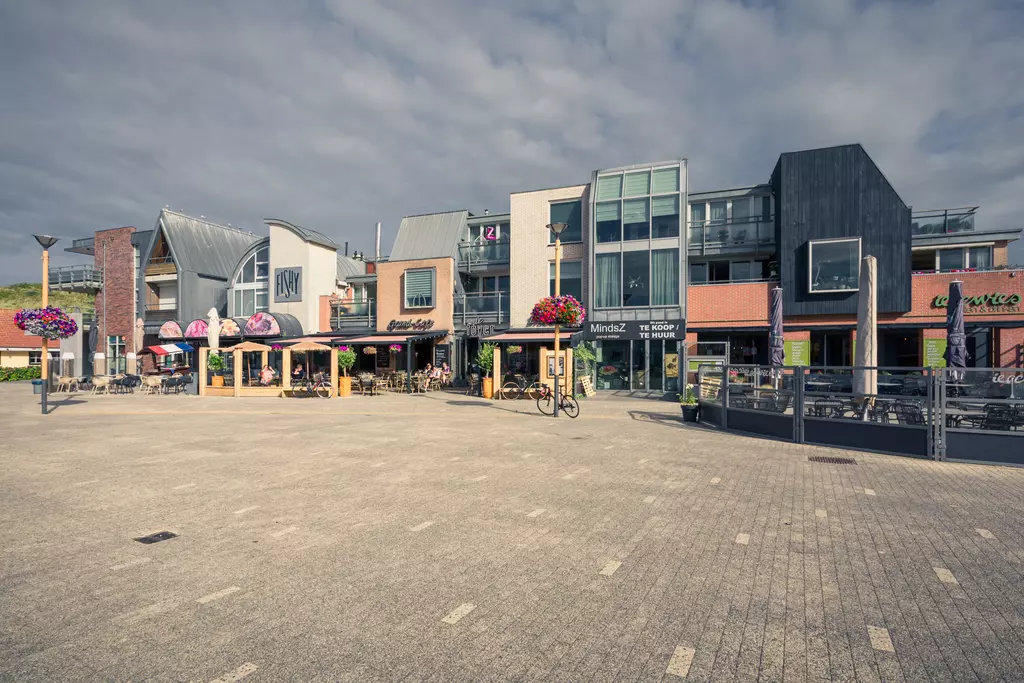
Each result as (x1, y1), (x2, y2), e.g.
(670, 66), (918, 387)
(771, 144), (911, 316)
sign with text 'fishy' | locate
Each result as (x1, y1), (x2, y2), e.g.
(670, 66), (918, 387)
(274, 267), (302, 303)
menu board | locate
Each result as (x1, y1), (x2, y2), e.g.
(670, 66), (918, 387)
(783, 340), (810, 366)
(923, 338), (947, 367)
(434, 344), (450, 367)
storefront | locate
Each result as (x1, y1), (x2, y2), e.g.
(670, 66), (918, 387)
(582, 320), (683, 393)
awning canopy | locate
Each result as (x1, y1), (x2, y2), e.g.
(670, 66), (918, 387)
(224, 341), (272, 352)
(148, 342), (194, 356)
(344, 330), (450, 344)
(482, 331), (575, 343)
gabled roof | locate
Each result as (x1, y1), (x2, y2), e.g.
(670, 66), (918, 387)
(336, 254), (365, 281)
(389, 210), (468, 261)
(264, 218), (339, 250)
(155, 210), (261, 279)
(0, 309), (42, 349)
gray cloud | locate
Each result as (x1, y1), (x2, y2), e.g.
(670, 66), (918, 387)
(1, 0), (1022, 282)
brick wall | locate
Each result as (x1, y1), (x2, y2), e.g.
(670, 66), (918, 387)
(375, 257), (454, 333)
(997, 327), (1023, 367)
(93, 227), (137, 345)
(509, 184), (590, 328)
(688, 282), (772, 328)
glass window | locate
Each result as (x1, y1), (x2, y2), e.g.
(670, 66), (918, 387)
(710, 261), (730, 282)
(731, 261), (753, 281)
(256, 291), (268, 312)
(550, 261), (583, 302)
(731, 198), (749, 223)
(651, 195), (679, 239)
(709, 201), (727, 223)
(596, 340), (629, 390)
(596, 201), (621, 243)
(241, 257), (254, 283)
(938, 248), (964, 271)
(689, 262), (708, 284)
(596, 175), (622, 201)
(808, 238), (860, 292)
(652, 167), (680, 194)
(622, 251), (649, 307)
(595, 253), (621, 308)
(405, 268), (435, 308)
(233, 290), (242, 316)
(256, 247), (269, 280)
(690, 203), (706, 223)
(651, 248), (679, 305)
(242, 289), (255, 316)
(623, 171), (650, 197)
(622, 198), (649, 241)
(762, 196), (771, 221)
(969, 246), (992, 270)
(550, 200), (582, 243)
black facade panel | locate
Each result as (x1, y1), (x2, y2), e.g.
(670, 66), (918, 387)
(775, 145), (911, 316)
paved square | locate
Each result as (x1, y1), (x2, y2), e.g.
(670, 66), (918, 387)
(3, 385), (1024, 681)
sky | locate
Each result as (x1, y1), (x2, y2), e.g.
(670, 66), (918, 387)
(1, 0), (1022, 283)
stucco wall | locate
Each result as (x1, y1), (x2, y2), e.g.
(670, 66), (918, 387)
(268, 223), (338, 333)
(375, 257), (454, 333)
(509, 184), (590, 328)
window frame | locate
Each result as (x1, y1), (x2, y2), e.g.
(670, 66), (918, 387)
(549, 260), (583, 300)
(549, 200), (583, 244)
(404, 267), (436, 309)
(807, 237), (862, 294)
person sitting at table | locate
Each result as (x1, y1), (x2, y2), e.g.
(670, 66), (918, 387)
(441, 362), (451, 384)
(430, 365), (442, 380)
(260, 365), (277, 386)
(292, 363), (305, 382)
(422, 362), (432, 376)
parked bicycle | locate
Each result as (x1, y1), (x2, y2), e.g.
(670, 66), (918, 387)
(500, 373), (545, 400)
(295, 372), (332, 399)
(535, 383), (579, 418)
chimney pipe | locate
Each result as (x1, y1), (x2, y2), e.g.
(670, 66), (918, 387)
(344, 241), (349, 256)
(375, 222), (382, 262)
(484, 208), (489, 215)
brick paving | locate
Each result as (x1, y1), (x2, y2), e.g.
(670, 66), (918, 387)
(2, 384), (1024, 681)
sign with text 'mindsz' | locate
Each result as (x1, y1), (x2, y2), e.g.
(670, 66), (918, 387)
(274, 267), (302, 303)
(582, 319), (684, 341)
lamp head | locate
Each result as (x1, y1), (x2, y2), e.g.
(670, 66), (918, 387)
(33, 235), (59, 249)
(546, 222), (568, 237)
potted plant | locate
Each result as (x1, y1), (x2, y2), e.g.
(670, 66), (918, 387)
(679, 384), (699, 422)
(207, 352), (225, 387)
(477, 342), (496, 399)
(337, 345), (356, 397)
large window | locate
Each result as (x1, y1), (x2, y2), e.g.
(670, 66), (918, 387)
(596, 202), (621, 243)
(550, 201), (582, 243)
(231, 246), (270, 316)
(404, 268), (435, 308)
(550, 261), (582, 302)
(650, 248), (679, 305)
(107, 335), (126, 374)
(935, 245), (993, 272)
(651, 195), (679, 239)
(595, 253), (621, 308)
(623, 251), (649, 307)
(808, 238), (860, 293)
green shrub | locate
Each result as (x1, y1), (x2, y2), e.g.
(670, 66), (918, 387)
(0, 366), (42, 382)
(476, 343), (496, 373)
(207, 353), (225, 372)
(337, 348), (356, 376)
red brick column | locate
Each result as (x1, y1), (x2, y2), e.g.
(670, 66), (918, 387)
(93, 227), (137, 354)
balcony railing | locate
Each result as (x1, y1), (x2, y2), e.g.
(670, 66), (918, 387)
(330, 300), (375, 330)
(458, 238), (510, 271)
(48, 264), (103, 291)
(455, 291), (510, 324)
(144, 303), (177, 322)
(911, 207), (978, 236)
(688, 218), (774, 254)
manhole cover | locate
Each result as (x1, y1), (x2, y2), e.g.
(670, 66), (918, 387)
(808, 456), (857, 465)
(134, 531), (178, 544)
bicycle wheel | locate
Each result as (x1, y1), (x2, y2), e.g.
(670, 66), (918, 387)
(561, 395), (580, 418)
(315, 382), (331, 399)
(501, 381), (521, 401)
(536, 391), (554, 416)
(524, 382), (544, 400)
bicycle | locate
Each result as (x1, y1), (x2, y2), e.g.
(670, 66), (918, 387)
(500, 374), (545, 400)
(535, 383), (580, 418)
(296, 372), (332, 399)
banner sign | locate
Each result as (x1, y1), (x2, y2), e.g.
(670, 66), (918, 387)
(582, 320), (683, 341)
(386, 318), (434, 331)
(274, 267), (302, 303)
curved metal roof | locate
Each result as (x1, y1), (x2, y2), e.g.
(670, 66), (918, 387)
(264, 218), (339, 250)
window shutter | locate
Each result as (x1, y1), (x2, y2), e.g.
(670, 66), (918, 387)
(405, 269), (434, 307)
(622, 198), (649, 224)
(596, 175), (622, 201)
(652, 167), (679, 194)
(595, 201), (621, 222)
(623, 171), (650, 197)
(651, 195), (679, 217)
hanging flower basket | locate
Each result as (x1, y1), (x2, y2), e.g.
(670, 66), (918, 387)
(337, 345), (351, 352)
(363, 346), (377, 355)
(506, 345), (523, 354)
(14, 307), (78, 340)
(389, 344), (403, 353)
(270, 344), (283, 351)
(529, 295), (585, 327)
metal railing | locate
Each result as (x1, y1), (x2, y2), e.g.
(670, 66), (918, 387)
(455, 291), (509, 324)
(688, 217), (774, 254)
(330, 300), (375, 330)
(911, 207), (978, 236)
(458, 238), (510, 271)
(690, 277), (779, 286)
(48, 264), (104, 291)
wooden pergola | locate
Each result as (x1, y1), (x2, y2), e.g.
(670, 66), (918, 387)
(198, 340), (339, 398)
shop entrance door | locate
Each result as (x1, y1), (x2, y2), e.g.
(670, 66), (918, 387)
(649, 341), (664, 392)
(631, 341), (646, 391)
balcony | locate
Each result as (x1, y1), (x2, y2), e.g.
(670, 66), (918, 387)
(144, 303), (177, 323)
(455, 291), (510, 325)
(688, 218), (774, 255)
(330, 300), (375, 331)
(48, 264), (103, 292)
(911, 207), (977, 236)
(458, 238), (510, 272)
(145, 255), (177, 277)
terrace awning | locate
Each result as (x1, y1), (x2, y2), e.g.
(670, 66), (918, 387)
(344, 331), (450, 344)
(147, 343), (194, 356)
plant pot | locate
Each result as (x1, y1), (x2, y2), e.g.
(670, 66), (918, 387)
(681, 404), (698, 422)
(211, 375), (224, 387)
(338, 375), (352, 397)
(482, 377), (494, 399)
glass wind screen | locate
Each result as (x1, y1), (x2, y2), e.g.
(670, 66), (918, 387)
(809, 239), (860, 292)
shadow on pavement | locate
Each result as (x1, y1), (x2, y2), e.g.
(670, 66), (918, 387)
(627, 410), (696, 430)
(45, 396), (88, 414)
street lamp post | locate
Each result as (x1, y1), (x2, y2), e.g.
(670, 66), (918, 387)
(546, 222), (568, 418)
(34, 235), (59, 415)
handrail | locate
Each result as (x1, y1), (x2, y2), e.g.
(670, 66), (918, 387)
(455, 291), (510, 324)
(687, 217), (775, 255)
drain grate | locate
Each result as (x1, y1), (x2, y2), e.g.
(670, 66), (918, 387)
(808, 455), (857, 465)
(134, 531), (178, 544)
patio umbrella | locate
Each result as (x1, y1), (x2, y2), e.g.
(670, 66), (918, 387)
(225, 341), (273, 352)
(943, 280), (968, 381)
(769, 286), (784, 386)
(207, 307), (220, 352)
(127, 317), (144, 374)
(853, 255), (878, 418)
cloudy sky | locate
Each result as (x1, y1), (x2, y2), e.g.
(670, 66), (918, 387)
(1, 0), (1022, 283)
